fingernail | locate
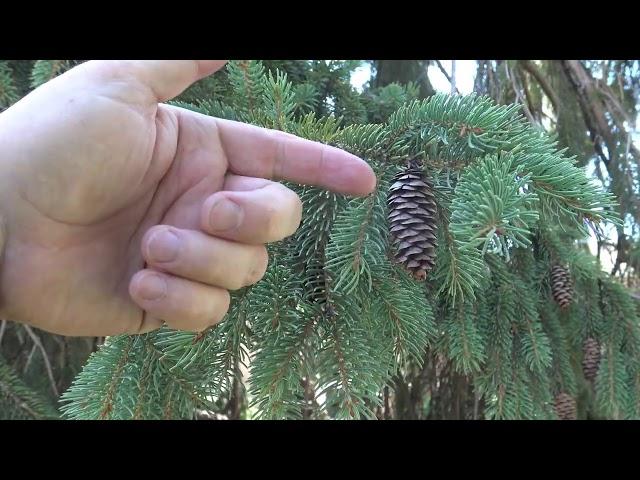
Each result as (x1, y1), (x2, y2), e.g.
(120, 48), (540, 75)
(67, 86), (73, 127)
(147, 230), (180, 262)
(138, 274), (167, 301)
(208, 198), (243, 232)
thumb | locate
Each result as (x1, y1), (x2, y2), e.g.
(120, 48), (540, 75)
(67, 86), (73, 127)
(83, 60), (227, 103)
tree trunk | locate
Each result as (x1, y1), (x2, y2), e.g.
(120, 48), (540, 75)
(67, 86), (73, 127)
(372, 60), (435, 98)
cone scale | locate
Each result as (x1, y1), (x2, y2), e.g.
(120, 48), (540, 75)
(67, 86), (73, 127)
(551, 264), (573, 309)
(387, 165), (438, 281)
(582, 337), (601, 382)
(554, 392), (577, 420)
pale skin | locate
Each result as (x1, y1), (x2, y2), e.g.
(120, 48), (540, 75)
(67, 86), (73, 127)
(0, 60), (376, 337)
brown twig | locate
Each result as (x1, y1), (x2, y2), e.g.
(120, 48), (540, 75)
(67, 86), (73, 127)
(331, 322), (357, 418)
(473, 386), (480, 420)
(561, 60), (616, 166)
(15, 325), (25, 347)
(518, 60), (560, 112)
(383, 386), (391, 420)
(22, 325), (59, 397)
(52, 336), (67, 393)
(226, 359), (244, 420)
(506, 64), (537, 125)
(520, 68), (542, 125)
(0, 319), (7, 349)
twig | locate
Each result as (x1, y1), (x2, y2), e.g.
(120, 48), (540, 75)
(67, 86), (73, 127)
(0, 379), (41, 419)
(473, 387), (480, 420)
(0, 320), (7, 349)
(451, 60), (457, 95)
(383, 385), (391, 420)
(23, 344), (37, 374)
(52, 336), (67, 392)
(15, 325), (24, 346)
(507, 64), (537, 125)
(22, 325), (59, 397)
(518, 60), (560, 112)
(600, 83), (634, 125)
(520, 68), (541, 124)
(434, 60), (460, 95)
(561, 60), (613, 166)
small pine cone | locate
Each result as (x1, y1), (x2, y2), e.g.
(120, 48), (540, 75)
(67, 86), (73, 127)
(551, 264), (573, 309)
(554, 392), (577, 420)
(387, 165), (438, 281)
(582, 337), (601, 382)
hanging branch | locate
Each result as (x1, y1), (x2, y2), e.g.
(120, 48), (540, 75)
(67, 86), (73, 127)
(520, 71), (535, 114)
(434, 60), (460, 95)
(506, 63), (537, 126)
(598, 84), (640, 162)
(22, 325), (59, 397)
(0, 376), (39, 419)
(561, 60), (616, 166)
(0, 320), (6, 349)
(519, 60), (560, 112)
(23, 344), (37, 374)
(451, 60), (457, 95)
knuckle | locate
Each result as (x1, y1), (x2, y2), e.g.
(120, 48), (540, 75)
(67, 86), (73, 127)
(290, 193), (303, 230)
(207, 254), (225, 285)
(279, 186), (302, 236)
(244, 247), (269, 286)
(211, 290), (231, 324)
(264, 205), (280, 239)
(142, 225), (164, 252)
(227, 277), (246, 291)
(268, 186), (303, 239)
(188, 299), (212, 324)
(144, 226), (182, 265)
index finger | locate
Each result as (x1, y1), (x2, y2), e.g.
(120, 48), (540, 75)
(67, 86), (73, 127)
(214, 118), (377, 196)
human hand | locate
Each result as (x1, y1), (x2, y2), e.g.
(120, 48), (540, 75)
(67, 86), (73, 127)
(0, 60), (376, 336)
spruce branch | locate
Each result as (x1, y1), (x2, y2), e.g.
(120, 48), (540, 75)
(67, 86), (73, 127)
(227, 60), (266, 123)
(0, 61), (19, 109)
(325, 165), (390, 296)
(442, 302), (486, 375)
(250, 314), (317, 419)
(371, 265), (437, 366)
(0, 354), (59, 420)
(433, 225), (486, 305)
(60, 335), (135, 419)
(316, 299), (391, 420)
(30, 60), (71, 88)
(450, 153), (539, 259)
(248, 258), (315, 419)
